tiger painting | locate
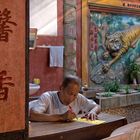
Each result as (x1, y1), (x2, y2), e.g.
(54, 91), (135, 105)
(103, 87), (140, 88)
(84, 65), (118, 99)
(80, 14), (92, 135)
(102, 25), (140, 73)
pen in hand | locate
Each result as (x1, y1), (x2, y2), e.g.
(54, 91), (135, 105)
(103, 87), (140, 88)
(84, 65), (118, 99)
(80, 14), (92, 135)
(68, 105), (78, 120)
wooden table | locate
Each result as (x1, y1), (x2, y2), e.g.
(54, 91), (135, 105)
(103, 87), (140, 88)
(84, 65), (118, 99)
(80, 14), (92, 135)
(29, 113), (127, 140)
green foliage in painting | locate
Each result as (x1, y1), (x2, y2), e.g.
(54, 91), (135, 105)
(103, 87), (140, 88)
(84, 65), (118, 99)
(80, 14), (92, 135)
(127, 61), (140, 79)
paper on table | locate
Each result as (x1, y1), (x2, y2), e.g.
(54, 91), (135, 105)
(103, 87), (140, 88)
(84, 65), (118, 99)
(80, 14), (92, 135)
(73, 118), (106, 125)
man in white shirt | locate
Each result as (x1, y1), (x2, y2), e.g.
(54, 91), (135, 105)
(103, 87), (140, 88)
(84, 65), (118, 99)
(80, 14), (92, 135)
(29, 75), (101, 122)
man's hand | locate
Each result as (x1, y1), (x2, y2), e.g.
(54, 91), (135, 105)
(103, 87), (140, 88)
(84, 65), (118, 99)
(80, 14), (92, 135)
(87, 110), (98, 120)
(82, 111), (98, 121)
(62, 110), (77, 122)
(81, 105), (101, 121)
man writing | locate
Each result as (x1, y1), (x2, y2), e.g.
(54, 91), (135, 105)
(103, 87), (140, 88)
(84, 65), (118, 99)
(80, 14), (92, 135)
(29, 75), (101, 122)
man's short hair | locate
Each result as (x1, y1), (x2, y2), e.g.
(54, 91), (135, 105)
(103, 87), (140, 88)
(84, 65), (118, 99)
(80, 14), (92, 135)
(62, 75), (81, 89)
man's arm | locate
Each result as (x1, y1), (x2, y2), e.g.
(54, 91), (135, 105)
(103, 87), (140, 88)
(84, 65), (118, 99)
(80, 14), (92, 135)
(90, 104), (101, 115)
(29, 109), (77, 122)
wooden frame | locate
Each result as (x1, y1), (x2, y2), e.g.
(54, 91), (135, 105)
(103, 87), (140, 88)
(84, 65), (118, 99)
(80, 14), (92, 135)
(82, 0), (140, 86)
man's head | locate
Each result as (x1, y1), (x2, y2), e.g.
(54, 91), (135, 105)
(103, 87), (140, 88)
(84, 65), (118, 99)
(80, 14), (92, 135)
(59, 75), (81, 105)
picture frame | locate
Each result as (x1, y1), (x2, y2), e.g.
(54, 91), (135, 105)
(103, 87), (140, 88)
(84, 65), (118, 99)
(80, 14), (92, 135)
(82, 0), (140, 86)
(29, 28), (37, 49)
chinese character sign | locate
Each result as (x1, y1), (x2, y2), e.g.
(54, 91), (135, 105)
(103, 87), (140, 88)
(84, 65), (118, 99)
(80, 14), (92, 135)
(0, 0), (26, 133)
(0, 70), (15, 101)
(0, 8), (17, 42)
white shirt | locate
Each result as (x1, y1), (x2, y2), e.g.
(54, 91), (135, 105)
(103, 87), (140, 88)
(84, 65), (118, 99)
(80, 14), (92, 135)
(29, 91), (97, 115)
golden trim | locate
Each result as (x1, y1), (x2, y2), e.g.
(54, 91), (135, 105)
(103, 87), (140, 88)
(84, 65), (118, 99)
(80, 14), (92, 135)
(82, 0), (89, 85)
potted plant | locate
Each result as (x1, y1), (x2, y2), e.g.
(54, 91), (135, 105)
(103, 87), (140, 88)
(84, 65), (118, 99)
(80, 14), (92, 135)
(124, 85), (131, 94)
(96, 80), (120, 97)
(103, 80), (120, 92)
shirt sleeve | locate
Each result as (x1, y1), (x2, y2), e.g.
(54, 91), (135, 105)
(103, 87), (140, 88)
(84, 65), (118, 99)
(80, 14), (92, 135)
(77, 94), (97, 113)
(29, 92), (50, 113)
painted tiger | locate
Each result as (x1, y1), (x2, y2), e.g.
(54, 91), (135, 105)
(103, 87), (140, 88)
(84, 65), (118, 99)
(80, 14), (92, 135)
(102, 25), (140, 73)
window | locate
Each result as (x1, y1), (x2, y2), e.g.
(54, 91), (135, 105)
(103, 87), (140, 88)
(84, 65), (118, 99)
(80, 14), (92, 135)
(30, 0), (57, 35)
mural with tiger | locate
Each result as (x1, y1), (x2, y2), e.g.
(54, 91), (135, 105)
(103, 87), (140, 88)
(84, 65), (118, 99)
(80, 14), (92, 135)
(102, 25), (140, 73)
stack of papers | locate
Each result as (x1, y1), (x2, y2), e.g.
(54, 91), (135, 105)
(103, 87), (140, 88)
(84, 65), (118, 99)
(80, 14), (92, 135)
(73, 118), (106, 125)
